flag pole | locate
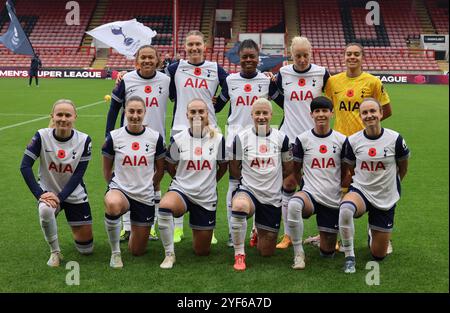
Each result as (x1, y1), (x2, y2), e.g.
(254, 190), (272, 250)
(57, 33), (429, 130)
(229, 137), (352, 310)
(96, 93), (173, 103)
(173, 0), (177, 58)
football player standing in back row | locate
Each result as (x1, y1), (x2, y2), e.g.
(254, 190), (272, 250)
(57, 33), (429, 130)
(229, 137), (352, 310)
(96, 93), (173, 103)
(105, 45), (170, 242)
(165, 30), (228, 244)
(20, 99), (94, 267)
(339, 98), (408, 274)
(325, 42), (392, 137)
(274, 36), (330, 249)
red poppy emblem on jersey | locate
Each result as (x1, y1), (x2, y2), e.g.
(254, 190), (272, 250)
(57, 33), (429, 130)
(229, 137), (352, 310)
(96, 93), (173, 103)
(368, 148), (377, 157)
(319, 145), (327, 154)
(259, 144), (268, 153)
(132, 142), (140, 151)
(194, 147), (202, 156)
(298, 78), (306, 86)
(244, 84), (252, 92)
(144, 85), (152, 93)
(346, 89), (354, 97)
(57, 149), (66, 159)
(194, 68), (201, 76)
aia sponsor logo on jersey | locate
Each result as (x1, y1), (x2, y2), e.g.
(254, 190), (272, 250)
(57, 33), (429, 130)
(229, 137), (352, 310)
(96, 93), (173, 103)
(186, 160), (212, 170)
(360, 161), (385, 171)
(311, 157), (336, 169)
(184, 78), (208, 89)
(236, 95), (258, 106)
(339, 101), (360, 111)
(145, 97), (159, 107)
(289, 90), (313, 101)
(122, 155), (148, 166)
(250, 157), (275, 169)
(49, 161), (73, 173)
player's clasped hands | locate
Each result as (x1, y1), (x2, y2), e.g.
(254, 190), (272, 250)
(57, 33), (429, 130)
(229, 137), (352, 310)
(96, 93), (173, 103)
(39, 191), (60, 208)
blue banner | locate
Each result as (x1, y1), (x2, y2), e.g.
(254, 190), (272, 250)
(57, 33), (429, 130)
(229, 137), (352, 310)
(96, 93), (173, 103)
(0, 0), (35, 56)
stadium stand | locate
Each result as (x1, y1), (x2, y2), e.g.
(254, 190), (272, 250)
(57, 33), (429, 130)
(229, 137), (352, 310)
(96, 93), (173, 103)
(0, 0), (95, 68)
(0, 0), (446, 73)
(298, 0), (440, 73)
(246, 0), (284, 33)
(424, 0), (449, 34)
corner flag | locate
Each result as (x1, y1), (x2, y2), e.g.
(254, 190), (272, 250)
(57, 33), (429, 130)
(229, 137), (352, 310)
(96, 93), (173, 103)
(0, 0), (35, 56)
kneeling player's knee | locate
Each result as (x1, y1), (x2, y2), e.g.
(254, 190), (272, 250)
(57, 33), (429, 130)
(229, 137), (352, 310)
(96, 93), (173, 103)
(104, 199), (123, 216)
(232, 198), (249, 213)
(39, 202), (55, 221)
(75, 239), (94, 255)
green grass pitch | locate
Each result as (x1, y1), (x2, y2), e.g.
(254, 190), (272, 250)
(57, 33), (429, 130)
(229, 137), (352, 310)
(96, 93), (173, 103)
(0, 78), (447, 292)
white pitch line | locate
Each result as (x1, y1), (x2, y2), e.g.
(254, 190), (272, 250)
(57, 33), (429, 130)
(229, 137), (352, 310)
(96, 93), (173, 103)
(0, 100), (104, 132)
(0, 113), (106, 118)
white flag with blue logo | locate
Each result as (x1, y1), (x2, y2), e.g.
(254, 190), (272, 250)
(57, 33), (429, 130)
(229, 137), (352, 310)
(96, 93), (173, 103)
(86, 19), (157, 59)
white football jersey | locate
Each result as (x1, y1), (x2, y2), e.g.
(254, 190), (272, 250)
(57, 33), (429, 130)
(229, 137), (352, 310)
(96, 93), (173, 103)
(294, 129), (346, 208)
(234, 127), (292, 206)
(166, 129), (226, 211)
(222, 72), (271, 159)
(344, 128), (410, 210)
(169, 60), (224, 132)
(112, 70), (170, 141)
(102, 126), (165, 205)
(277, 64), (329, 142)
(24, 128), (91, 204)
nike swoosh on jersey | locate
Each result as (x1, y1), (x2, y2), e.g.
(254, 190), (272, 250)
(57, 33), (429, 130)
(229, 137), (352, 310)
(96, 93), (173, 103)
(334, 90), (343, 94)
(285, 82), (293, 85)
(117, 145), (125, 149)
